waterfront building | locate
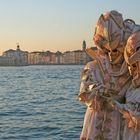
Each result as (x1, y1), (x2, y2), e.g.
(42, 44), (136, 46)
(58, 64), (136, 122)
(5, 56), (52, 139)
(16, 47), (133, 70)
(28, 52), (41, 65)
(55, 51), (63, 64)
(2, 45), (28, 66)
(0, 40), (95, 65)
(63, 51), (73, 64)
(62, 50), (86, 64)
(0, 56), (15, 66)
(28, 51), (62, 64)
(74, 50), (87, 64)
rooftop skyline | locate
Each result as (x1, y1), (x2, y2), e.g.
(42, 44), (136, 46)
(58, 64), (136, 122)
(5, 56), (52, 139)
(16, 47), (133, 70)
(2, 44), (86, 54)
(0, 0), (140, 55)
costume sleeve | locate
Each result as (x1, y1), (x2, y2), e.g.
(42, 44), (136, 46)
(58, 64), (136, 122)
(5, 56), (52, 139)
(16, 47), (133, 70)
(118, 102), (140, 131)
(78, 61), (103, 106)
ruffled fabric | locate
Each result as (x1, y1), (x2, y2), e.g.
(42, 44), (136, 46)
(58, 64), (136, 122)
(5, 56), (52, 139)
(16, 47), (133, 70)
(79, 57), (130, 140)
(122, 85), (140, 138)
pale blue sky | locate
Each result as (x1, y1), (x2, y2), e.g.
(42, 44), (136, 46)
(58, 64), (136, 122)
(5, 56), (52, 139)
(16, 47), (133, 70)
(0, 0), (139, 54)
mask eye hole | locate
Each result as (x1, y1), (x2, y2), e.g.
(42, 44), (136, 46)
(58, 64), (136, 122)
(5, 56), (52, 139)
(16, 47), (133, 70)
(112, 49), (117, 52)
(112, 49), (118, 53)
(132, 64), (137, 68)
(136, 46), (140, 51)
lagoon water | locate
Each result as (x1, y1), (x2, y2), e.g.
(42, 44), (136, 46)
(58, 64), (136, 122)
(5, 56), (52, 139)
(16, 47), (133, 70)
(0, 65), (86, 140)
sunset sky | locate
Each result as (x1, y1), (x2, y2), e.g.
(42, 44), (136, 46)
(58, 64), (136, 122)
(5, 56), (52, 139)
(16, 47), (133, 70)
(0, 0), (140, 54)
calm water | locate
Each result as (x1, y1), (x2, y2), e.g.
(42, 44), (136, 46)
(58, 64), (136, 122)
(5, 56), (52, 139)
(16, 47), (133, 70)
(0, 65), (86, 140)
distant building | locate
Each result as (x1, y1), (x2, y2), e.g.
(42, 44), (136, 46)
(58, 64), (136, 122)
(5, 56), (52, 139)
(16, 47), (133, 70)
(0, 40), (96, 66)
(0, 56), (15, 66)
(28, 52), (41, 64)
(63, 50), (88, 64)
(28, 51), (52, 64)
(74, 50), (87, 64)
(55, 51), (63, 64)
(1, 45), (28, 66)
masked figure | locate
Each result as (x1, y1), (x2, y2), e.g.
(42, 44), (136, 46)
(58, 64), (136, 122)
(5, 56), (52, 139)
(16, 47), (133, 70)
(79, 10), (136, 140)
(113, 30), (140, 140)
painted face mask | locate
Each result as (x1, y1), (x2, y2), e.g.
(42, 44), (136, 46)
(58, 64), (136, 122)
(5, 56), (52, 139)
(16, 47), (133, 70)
(124, 31), (140, 87)
(93, 10), (124, 65)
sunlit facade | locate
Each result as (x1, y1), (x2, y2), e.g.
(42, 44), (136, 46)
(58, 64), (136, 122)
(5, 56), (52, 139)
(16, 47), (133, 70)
(0, 40), (95, 66)
(2, 45), (28, 66)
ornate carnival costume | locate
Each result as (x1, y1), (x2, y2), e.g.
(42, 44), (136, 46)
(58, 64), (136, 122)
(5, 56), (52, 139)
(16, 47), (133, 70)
(116, 30), (140, 140)
(79, 10), (136, 140)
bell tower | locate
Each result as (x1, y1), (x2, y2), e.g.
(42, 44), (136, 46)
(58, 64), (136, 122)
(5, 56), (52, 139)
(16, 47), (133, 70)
(82, 40), (86, 51)
(16, 43), (20, 50)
